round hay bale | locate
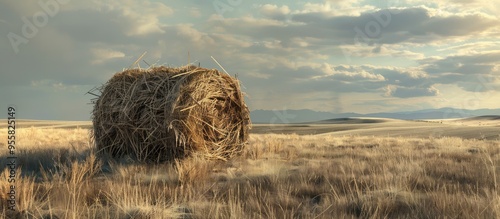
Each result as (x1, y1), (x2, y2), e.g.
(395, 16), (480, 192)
(92, 65), (251, 162)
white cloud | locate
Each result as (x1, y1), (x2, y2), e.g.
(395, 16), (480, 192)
(340, 44), (425, 59)
(318, 64), (386, 81)
(91, 0), (173, 35)
(437, 42), (500, 55)
(384, 85), (439, 98)
(298, 0), (376, 16)
(176, 24), (215, 45)
(259, 4), (290, 20)
(91, 48), (126, 65)
(209, 6), (498, 51)
(403, 0), (500, 15)
(31, 80), (79, 91)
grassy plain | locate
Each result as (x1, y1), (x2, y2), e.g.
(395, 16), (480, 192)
(0, 118), (499, 218)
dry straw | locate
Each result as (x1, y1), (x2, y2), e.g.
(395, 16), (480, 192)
(91, 65), (251, 162)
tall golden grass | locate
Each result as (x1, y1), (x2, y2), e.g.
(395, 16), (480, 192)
(0, 127), (499, 218)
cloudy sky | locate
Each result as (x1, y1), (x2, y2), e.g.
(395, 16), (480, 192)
(1, 0), (499, 120)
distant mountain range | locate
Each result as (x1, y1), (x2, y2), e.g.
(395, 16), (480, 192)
(250, 108), (500, 124)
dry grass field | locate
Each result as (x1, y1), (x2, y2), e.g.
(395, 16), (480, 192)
(1, 119), (499, 218)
